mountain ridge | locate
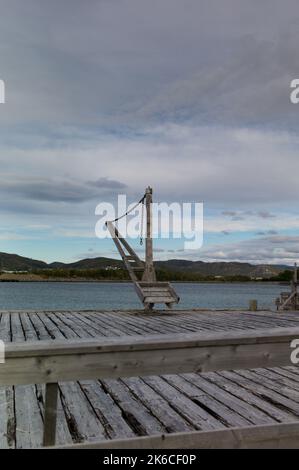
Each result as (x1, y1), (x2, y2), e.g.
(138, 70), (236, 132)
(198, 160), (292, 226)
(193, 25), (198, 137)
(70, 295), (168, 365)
(0, 252), (289, 278)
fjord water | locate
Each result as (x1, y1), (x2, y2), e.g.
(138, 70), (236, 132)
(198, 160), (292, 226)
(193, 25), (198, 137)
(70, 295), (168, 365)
(0, 281), (283, 310)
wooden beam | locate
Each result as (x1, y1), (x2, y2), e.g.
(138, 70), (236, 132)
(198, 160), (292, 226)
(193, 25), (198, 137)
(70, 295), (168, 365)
(142, 186), (156, 282)
(280, 291), (296, 310)
(107, 222), (143, 266)
(1, 326), (299, 386)
(106, 222), (139, 282)
(43, 382), (59, 446)
(54, 421), (299, 449)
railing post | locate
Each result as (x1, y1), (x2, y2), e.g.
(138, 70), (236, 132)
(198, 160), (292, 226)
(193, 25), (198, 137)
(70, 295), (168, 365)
(249, 299), (258, 311)
(43, 382), (59, 446)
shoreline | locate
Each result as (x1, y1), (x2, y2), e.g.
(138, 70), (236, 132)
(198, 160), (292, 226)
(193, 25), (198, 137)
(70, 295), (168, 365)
(0, 278), (282, 284)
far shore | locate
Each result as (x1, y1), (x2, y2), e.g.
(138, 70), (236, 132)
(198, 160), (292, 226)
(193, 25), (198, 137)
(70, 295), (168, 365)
(0, 273), (282, 284)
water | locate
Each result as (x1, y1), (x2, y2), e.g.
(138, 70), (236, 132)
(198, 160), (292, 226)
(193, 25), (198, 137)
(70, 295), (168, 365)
(0, 281), (283, 310)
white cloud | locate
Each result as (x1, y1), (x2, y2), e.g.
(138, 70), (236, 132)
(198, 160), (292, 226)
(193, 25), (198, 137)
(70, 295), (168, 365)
(0, 232), (35, 240)
(205, 212), (299, 234)
(199, 235), (299, 264)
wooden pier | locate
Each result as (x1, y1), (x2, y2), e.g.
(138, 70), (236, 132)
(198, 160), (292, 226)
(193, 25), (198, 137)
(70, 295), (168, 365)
(0, 308), (299, 448)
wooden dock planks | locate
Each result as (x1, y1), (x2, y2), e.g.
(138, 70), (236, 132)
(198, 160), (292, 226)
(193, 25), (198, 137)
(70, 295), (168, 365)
(0, 308), (299, 448)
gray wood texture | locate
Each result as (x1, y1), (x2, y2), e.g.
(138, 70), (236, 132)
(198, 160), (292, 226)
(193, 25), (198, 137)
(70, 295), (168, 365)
(1, 325), (299, 386)
(57, 421), (299, 449)
(0, 308), (298, 448)
(43, 383), (58, 446)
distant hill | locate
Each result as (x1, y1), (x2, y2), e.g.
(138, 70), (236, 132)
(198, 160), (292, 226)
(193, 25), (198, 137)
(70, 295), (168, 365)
(0, 252), (289, 278)
(48, 257), (122, 270)
(155, 259), (286, 278)
(0, 252), (47, 271)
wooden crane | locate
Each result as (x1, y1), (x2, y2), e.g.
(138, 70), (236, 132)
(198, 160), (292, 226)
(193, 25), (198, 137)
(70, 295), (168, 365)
(106, 186), (180, 310)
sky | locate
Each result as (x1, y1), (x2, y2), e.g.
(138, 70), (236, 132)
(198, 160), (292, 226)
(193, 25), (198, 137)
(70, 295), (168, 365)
(0, 0), (299, 264)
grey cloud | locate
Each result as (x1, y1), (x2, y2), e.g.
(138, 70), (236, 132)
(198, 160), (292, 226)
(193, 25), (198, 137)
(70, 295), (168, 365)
(222, 211), (237, 217)
(134, 247), (165, 254)
(134, 33), (299, 129)
(223, 210), (277, 220)
(0, 1), (298, 129)
(0, 176), (126, 203)
(87, 177), (127, 190)
(257, 211), (276, 219)
(223, 211), (256, 223)
(256, 230), (278, 236)
(0, 1), (298, 209)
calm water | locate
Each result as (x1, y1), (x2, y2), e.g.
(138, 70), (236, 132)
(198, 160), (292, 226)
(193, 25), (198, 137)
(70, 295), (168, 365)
(0, 281), (283, 310)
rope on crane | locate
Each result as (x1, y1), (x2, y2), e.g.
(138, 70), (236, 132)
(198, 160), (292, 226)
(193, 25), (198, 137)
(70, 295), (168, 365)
(106, 193), (146, 245)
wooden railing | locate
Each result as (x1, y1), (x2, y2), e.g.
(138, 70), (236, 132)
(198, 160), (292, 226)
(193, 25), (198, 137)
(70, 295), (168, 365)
(1, 326), (299, 447)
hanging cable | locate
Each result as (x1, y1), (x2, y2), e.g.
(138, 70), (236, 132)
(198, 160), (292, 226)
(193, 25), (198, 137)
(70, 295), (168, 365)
(106, 194), (146, 224)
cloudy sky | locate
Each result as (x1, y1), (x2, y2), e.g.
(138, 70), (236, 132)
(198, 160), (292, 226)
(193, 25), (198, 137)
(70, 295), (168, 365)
(0, 0), (299, 264)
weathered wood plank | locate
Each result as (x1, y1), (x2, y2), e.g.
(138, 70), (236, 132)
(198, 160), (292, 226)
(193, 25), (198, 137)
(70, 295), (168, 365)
(28, 313), (75, 446)
(50, 312), (79, 339)
(253, 367), (299, 390)
(15, 312), (72, 447)
(121, 377), (194, 433)
(221, 370), (299, 419)
(105, 311), (178, 335)
(113, 311), (170, 335)
(43, 383), (58, 446)
(1, 326), (299, 386)
(142, 376), (225, 430)
(56, 421), (299, 449)
(1, 309), (299, 449)
(101, 378), (165, 436)
(0, 313), (15, 448)
(72, 312), (116, 337)
(59, 381), (107, 443)
(79, 380), (136, 440)
(39, 312), (107, 444)
(19, 313), (39, 341)
(238, 369), (299, 411)
(11, 313), (44, 449)
(200, 371), (294, 423)
(164, 374), (254, 427)
(272, 367), (299, 383)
